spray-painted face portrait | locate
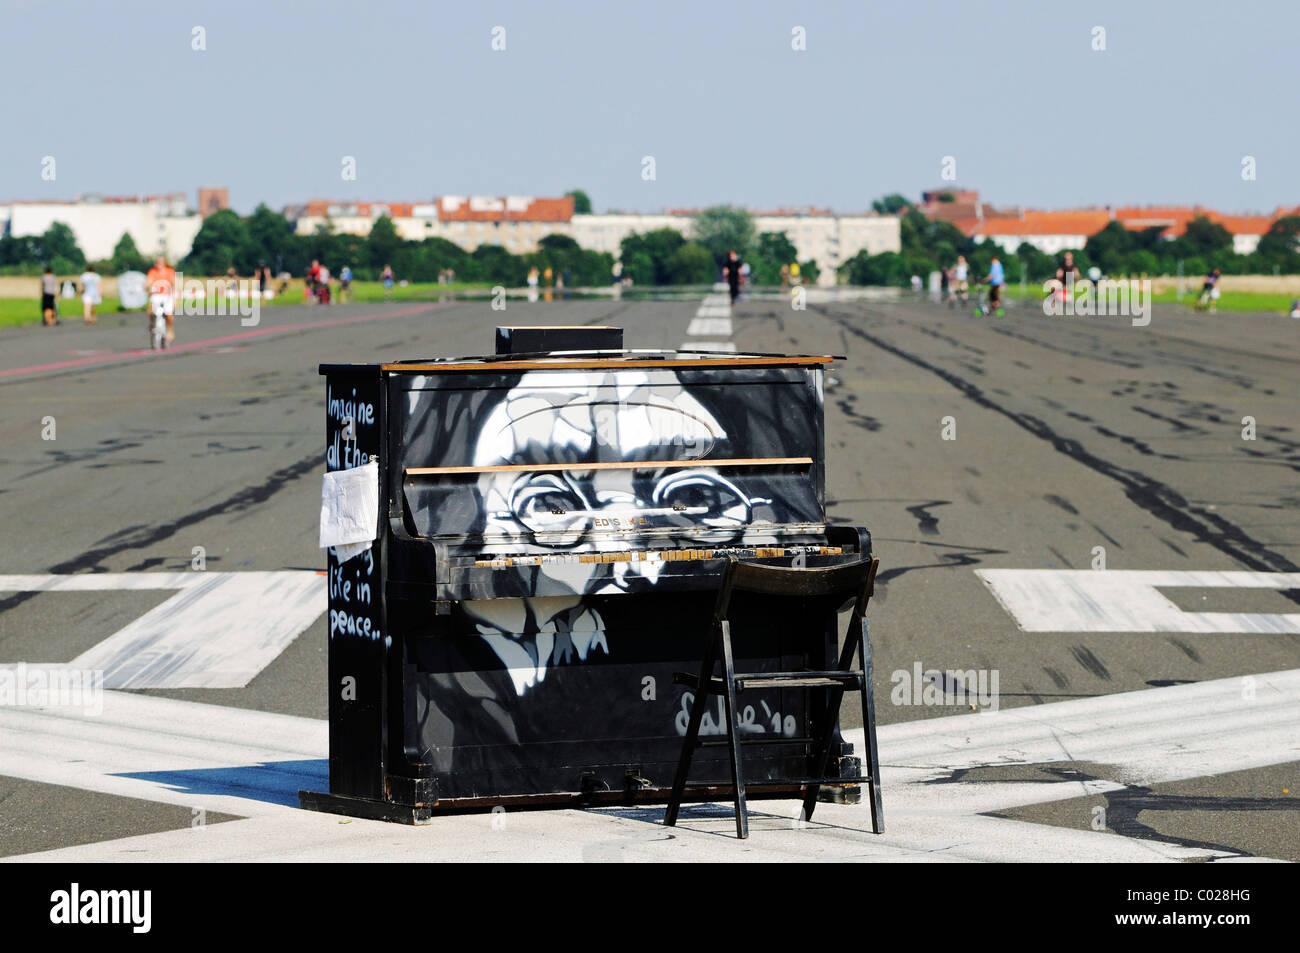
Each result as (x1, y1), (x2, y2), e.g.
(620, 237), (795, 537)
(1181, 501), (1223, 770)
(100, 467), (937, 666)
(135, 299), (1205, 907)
(401, 366), (816, 696)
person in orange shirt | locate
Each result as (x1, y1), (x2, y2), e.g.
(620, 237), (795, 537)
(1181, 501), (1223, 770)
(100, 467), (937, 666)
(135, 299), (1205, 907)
(146, 256), (178, 343)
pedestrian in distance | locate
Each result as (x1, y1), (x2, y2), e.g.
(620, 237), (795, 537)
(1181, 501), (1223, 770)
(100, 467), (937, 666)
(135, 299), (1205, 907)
(953, 254), (970, 306)
(1195, 268), (1221, 314)
(1055, 251), (1081, 305)
(78, 263), (101, 324)
(41, 266), (59, 326)
(723, 250), (742, 306)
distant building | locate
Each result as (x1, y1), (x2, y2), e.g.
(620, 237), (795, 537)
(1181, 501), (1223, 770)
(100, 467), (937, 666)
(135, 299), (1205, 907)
(1110, 206), (1281, 255)
(571, 207), (901, 285)
(286, 200), (424, 240)
(436, 195), (575, 253)
(751, 209), (900, 282)
(288, 195), (577, 255)
(946, 200), (1292, 257)
(0, 191), (203, 262)
(570, 212), (691, 261)
(956, 210), (1113, 255)
(284, 196), (900, 284)
(198, 187), (230, 217)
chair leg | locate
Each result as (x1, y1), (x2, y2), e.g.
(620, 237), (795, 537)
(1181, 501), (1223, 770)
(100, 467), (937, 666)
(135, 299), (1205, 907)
(858, 617), (884, 834)
(718, 620), (749, 838)
(802, 612), (860, 823)
(665, 620), (720, 827)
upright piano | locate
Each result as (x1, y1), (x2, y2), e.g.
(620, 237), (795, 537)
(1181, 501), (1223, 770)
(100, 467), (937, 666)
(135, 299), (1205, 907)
(302, 327), (875, 822)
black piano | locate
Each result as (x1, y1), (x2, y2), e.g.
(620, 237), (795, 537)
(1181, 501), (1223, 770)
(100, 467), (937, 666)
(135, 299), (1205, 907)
(302, 327), (875, 822)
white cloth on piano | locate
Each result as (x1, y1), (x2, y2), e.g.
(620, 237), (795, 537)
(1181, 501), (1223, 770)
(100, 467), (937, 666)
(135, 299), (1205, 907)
(319, 459), (379, 562)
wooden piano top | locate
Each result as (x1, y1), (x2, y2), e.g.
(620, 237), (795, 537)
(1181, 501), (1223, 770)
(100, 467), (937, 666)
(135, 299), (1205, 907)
(320, 350), (836, 376)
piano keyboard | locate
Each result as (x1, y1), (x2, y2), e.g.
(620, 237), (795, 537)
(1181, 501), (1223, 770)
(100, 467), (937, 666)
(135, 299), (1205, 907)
(473, 545), (845, 568)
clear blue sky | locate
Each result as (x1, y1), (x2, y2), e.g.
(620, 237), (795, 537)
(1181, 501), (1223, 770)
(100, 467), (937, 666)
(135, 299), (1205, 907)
(3, 0), (1295, 214)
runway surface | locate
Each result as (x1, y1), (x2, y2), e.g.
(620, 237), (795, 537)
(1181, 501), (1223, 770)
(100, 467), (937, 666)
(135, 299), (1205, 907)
(1, 291), (1296, 860)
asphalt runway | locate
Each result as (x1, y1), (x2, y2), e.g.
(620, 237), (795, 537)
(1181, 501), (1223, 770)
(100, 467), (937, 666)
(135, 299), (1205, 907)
(1, 291), (1296, 861)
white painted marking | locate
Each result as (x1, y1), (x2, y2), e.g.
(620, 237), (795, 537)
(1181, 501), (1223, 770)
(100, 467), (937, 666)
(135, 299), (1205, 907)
(687, 316), (732, 336)
(3, 669), (1295, 861)
(681, 341), (737, 353)
(976, 569), (1300, 633)
(0, 572), (326, 688)
(0, 690), (325, 823)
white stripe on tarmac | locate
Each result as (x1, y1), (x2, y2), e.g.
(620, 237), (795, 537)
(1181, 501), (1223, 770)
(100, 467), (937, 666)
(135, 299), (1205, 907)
(681, 341), (737, 352)
(0, 690), (325, 824)
(0, 571), (326, 688)
(686, 316), (732, 336)
(977, 569), (1300, 633)
(3, 668), (1295, 861)
(681, 293), (736, 354)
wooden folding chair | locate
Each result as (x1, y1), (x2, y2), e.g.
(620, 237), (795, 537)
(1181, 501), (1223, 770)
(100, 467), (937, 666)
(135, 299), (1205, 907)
(664, 556), (883, 838)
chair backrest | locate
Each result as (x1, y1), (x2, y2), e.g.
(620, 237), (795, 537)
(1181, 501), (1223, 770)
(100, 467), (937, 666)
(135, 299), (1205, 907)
(715, 556), (878, 620)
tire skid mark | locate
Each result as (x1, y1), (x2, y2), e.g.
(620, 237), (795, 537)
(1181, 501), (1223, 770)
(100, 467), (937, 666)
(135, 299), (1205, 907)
(818, 305), (1300, 588)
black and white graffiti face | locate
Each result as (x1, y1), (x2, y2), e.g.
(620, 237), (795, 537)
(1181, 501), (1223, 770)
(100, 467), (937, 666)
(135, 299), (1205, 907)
(463, 369), (773, 694)
(473, 369), (772, 573)
(462, 595), (606, 696)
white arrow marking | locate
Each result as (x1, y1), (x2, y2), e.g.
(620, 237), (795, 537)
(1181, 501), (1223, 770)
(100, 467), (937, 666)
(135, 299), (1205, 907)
(976, 569), (1300, 633)
(0, 572), (326, 689)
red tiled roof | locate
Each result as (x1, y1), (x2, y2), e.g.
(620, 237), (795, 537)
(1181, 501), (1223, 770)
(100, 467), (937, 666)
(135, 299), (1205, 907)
(438, 196), (573, 222)
(297, 200), (419, 219)
(954, 206), (1281, 240)
(752, 207), (834, 217)
(963, 211), (1112, 237)
(1115, 207), (1274, 237)
(1210, 214), (1274, 236)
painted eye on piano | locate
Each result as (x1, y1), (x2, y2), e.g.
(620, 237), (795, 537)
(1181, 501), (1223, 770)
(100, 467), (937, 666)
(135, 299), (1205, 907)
(506, 473), (592, 540)
(651, 471), (770, 530)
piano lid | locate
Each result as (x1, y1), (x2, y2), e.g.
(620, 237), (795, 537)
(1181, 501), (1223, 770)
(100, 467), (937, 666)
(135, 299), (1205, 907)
(320, 348), (839, 376)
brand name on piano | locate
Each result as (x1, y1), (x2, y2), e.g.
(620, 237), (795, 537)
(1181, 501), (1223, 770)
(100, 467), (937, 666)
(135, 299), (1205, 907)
(546, 511), (651, 527)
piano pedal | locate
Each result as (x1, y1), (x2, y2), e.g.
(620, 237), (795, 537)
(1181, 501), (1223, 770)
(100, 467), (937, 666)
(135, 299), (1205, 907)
(624, 769), (653, 795)
(578, 770), (612, 803)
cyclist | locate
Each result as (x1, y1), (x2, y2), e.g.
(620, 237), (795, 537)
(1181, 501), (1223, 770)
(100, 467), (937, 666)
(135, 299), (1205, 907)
(979, 255), (1006, 316)
(146, 256), (178, 344)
